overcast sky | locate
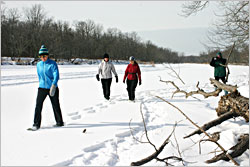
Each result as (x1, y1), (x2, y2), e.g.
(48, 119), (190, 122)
(2, 1), (219, 55)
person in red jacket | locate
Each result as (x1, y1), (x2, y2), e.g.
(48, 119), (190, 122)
(123, 56), (141, 101)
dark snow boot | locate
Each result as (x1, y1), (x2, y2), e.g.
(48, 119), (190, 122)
(53, 122), (64, 127)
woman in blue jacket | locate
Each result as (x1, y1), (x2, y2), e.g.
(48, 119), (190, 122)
(28, 45), (64, 131)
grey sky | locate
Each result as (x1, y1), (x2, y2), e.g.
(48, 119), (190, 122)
(2, 1), (219, 55)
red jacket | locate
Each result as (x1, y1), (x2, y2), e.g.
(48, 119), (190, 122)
(123, 63), (141, 82)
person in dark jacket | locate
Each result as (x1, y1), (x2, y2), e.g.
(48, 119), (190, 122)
(28, 45), (64, 131)
(96, 53), (118, 100)
(210, 52), (228, 95)
(123, 56), (141, 101)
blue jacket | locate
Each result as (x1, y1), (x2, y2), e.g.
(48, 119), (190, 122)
(37, 59), (59, 89)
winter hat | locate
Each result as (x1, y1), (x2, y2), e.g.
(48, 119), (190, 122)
(216, 52), (222, 57)
(129, 56), (135, 61)
(39, 45), (49, 55)
(103, 53), (109, 59)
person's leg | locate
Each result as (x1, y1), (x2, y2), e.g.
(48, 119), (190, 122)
(106, 78), (112, 100)
(49, 87), (64, 126)
(221, 76), (226, 84)
(101, 79), (107, 99)
(33, 88), (48, 128)
(127, 80), (132, 100)
(131, 80), (138, 100)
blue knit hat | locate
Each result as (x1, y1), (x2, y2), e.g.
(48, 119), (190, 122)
(39, 45), (49, 55)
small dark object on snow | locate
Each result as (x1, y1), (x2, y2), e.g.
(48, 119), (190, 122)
(83, 129), (87, 133)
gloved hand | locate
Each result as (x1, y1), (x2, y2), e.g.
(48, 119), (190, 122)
(96, 74), (100, 81)
(139, 81), (142, 86)
(50, 84), (56, 97)
(115, 76), (118, 83)
(123, 80), (125, 84)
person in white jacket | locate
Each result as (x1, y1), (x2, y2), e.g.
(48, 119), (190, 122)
(96, 53), (118, 100)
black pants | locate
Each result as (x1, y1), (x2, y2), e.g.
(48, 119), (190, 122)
(33, 87), (64, 128)
(215, 76), (226, 84)
(101, 78), (112, 100)
(126, 79), (138, 100)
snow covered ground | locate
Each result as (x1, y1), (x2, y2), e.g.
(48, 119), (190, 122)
(1, 63), (249, 166)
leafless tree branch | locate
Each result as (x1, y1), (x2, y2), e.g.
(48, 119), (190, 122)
(183, 111), (239, 139)
(139, 103), (158, 151)
(159, 77), (222, 99)
(155, 96), (240, 166)
(181, 1), (209, 17)
(163, 63), (185, 85)
(130, 106), (183, 166)
(206, 134), (249, 163)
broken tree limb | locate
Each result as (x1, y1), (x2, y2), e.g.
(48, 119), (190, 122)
(199, 132), (220, 154)
(206, 134), (249, 163)
(210, 78), (237, 93)
(129, 119), (148, 144)
(160, 78), (238, 99)
(130, 122), (177, 166)
(155, 96), (240, 166)
(156, 156), (183, 166)
(173, 130), (185, 165)
(159, 78), (221, 99)
(183, 111), (239, 139)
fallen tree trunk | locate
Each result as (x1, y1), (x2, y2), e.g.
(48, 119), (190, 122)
(183, 111), (239, 138)
(216, 91), (249, 122)
(206, 134), (249, 163)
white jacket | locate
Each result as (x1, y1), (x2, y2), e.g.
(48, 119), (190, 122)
(98, 60), (118, 79)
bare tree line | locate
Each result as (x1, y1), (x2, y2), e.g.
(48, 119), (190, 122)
(1, 3), (248, 64)
(1, 4), (180, 63)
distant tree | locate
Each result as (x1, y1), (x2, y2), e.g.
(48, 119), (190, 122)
(24, 4), (47, 58)
(181, 1), (249, 49)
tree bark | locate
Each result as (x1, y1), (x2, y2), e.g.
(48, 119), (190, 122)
(210, 78), (237, 93)
(206, 134), (249, 163)
(216, 91), (249, 122)
(183, 111), (239, 139)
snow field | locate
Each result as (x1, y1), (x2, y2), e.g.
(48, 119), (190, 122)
(1, 63), (249, 166)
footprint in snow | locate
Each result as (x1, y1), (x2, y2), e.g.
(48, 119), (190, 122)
(79, 152), (98, 165)
(87, 110), (96, 113)
(71, 115), (81, 120)
(96, 103), (103, 106)
(83, 107), (93, 111)
(83, 142), (106, 152)
(67, 112), (79, 116)
(109, 101), (116, 104)
(101, 105), (108, 109)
